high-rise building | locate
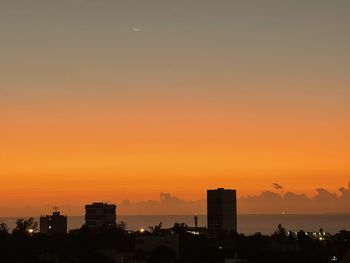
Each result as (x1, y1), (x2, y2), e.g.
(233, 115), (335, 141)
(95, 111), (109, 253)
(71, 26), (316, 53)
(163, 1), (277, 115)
(85, 202), (116, 228)
(40, 211), (67, 235)
(207, 188), (237, 237)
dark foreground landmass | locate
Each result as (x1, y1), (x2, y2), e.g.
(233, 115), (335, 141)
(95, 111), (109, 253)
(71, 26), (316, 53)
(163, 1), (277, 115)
(0, 219), (349, 263)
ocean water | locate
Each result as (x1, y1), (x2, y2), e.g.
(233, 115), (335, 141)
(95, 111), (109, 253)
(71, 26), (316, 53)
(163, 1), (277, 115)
(1, 214), (350, 235)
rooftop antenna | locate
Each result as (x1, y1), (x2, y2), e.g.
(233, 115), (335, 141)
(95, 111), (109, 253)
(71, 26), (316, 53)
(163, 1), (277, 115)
(53, 206), (59, 213)
(194, 215), (198, 228)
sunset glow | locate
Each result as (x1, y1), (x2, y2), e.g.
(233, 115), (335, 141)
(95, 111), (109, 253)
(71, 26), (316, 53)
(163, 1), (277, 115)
(1, 0), (349, 215)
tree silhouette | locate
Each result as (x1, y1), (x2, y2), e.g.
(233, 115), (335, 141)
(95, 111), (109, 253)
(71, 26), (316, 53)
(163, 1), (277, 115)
(275, 224), (287, 236)
(0, 223), (10, 240)
(172, 222), (188, 234)
(149, 222), (163, 234)
(12, 218), (38, 236)
(0, 223), (9, 234)
(272, 224), (288, 243)
(116, 221), (128, 232)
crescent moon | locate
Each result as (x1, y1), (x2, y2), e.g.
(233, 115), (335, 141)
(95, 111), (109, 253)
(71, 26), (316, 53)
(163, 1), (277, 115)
(132, 27), (141, 32)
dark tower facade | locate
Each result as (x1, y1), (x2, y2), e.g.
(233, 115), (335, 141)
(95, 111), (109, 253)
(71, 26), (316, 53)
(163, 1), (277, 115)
(85, 202), (116, 229)
(207, 188), (237, 237)
(40, 211), (67, 235)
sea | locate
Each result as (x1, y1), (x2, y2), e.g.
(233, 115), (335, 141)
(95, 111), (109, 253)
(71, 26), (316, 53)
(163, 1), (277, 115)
(1, 214), (350, 235)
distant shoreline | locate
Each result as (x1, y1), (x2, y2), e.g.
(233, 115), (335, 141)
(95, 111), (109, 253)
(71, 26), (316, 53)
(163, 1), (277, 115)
(2, 214), (350, 235)
(2, 212), (350, 218)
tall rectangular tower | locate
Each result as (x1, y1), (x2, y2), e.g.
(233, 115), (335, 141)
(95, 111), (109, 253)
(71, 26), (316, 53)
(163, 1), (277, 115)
(85, 202), (116, 229)
(207, 188), (237, 237)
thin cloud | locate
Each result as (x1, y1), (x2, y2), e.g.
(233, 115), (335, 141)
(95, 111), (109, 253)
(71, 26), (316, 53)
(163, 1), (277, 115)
(2, 183), (350, 216)
(272, 183), (284, 190)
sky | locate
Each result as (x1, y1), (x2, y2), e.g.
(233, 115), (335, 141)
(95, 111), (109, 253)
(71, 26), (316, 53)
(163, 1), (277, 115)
(0, 0), (350, 215)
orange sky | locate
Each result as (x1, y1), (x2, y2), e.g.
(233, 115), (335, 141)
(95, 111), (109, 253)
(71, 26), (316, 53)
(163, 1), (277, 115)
(1, 98), (349, 209)
(0, 1), (350, 214)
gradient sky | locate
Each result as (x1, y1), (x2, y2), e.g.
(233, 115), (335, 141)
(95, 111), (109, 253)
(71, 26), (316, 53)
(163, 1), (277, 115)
(1, 0), (350, 214)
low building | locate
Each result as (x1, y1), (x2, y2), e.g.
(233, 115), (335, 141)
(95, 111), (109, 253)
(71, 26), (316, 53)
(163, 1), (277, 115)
(288, 230), (330, 241)
(40, 211), (67, 235)
(186, 227), (207, 236)
(85, 202), (116, 228)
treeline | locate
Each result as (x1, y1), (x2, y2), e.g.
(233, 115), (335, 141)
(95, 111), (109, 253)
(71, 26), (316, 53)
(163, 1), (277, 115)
(0, 219), (350, 263)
